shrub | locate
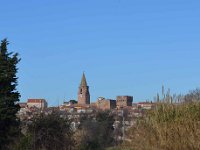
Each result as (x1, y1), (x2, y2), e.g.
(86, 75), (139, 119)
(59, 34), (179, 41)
(120, 102), (200, 150)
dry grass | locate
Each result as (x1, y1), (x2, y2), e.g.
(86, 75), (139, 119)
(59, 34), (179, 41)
(119, 102), (200, 150)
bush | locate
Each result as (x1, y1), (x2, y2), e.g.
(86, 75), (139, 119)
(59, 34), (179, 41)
(120, 102), (200, 150)
(27, 113), (75, 150)
(75, 111), (115, 150)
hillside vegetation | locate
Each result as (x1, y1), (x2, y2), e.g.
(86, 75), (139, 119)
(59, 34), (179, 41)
(118, 102), (200, 150)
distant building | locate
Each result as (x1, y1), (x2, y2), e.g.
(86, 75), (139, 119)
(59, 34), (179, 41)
(27, 99), (47, 110)
(18, 102), (27, 108)
(116, 96), (133, 108)
(132, 103), (137, 110)
(63, 100), (78, 106)
(78, 72), (90, 105)
(96, 97), (116, 110)
(90, 102), (97, 107)
(74, 104), (90, 113)
(137, 102), (154, 110)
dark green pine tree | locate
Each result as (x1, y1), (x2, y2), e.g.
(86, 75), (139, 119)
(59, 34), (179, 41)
(0, 39), (21, 149)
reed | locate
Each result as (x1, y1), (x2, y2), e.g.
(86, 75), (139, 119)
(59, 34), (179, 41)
(120, 102), (200, 150)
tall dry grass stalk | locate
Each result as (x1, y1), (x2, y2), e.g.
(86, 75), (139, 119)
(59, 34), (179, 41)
(120, 102), (200, 150)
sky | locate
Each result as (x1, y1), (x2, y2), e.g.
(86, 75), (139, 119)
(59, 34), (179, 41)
(0, 0), (200, 106)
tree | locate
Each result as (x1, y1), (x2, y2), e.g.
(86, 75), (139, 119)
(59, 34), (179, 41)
(185, 88), (200, 102)
(76, 111), (115, 150)
(28, 113), (75, 150)
(69, 100), (78, 104)
(0, 39), (21, 149)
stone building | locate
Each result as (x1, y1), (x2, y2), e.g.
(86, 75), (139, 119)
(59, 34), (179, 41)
(137, 102), (154, 110)
(78, 72), (90, 105)
(96, 97), (116, 110)
(18, 102), (27, 108)
(27, 99), (48, 110)
(116, 96), (133, 108)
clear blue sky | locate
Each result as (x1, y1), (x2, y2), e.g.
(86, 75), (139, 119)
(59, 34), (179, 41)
(1, 0), (200, 106)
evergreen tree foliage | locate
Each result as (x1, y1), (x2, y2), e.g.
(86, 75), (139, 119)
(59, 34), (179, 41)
(0, 39), (20, 149)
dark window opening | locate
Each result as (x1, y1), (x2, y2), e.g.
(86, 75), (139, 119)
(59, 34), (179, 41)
(80, 89), (82, 94)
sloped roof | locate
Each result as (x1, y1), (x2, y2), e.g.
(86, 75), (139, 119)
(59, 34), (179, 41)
(80, 72), (87, 86)
(27, 99), (46, 103)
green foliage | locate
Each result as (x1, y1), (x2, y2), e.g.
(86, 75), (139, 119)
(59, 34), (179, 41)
(28, 113), (75, 150)
(76, 111), (115, 150)
(13, 134), (33, 150)
(69, 100), (78, 104)
(0, 39), (20, 149)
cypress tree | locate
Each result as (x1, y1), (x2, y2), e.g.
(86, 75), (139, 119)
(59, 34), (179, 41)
(0, 39), (21, 149)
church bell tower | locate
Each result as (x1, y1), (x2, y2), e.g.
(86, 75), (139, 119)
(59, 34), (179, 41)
(78, 72), (90, 104)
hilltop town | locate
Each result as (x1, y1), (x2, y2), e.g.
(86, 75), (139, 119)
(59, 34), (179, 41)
(18, 73), (154, 117)
(17, 73), (154, 135)
(1, 38), (200, 149)
(1, 0), (200, 149)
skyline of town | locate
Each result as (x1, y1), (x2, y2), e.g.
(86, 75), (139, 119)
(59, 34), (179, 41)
(1, 1), (200, 149)
(21, 72), (137, 106)
(20, 72), (184, 106)
(1, 0), (200, 106)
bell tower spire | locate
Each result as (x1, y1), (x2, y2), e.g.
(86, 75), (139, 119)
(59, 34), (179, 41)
(80, 72), (87, 87)
(78, 72), (90, 104)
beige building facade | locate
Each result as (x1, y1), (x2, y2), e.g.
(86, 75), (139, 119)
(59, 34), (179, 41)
(27, 99), (47, 109)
